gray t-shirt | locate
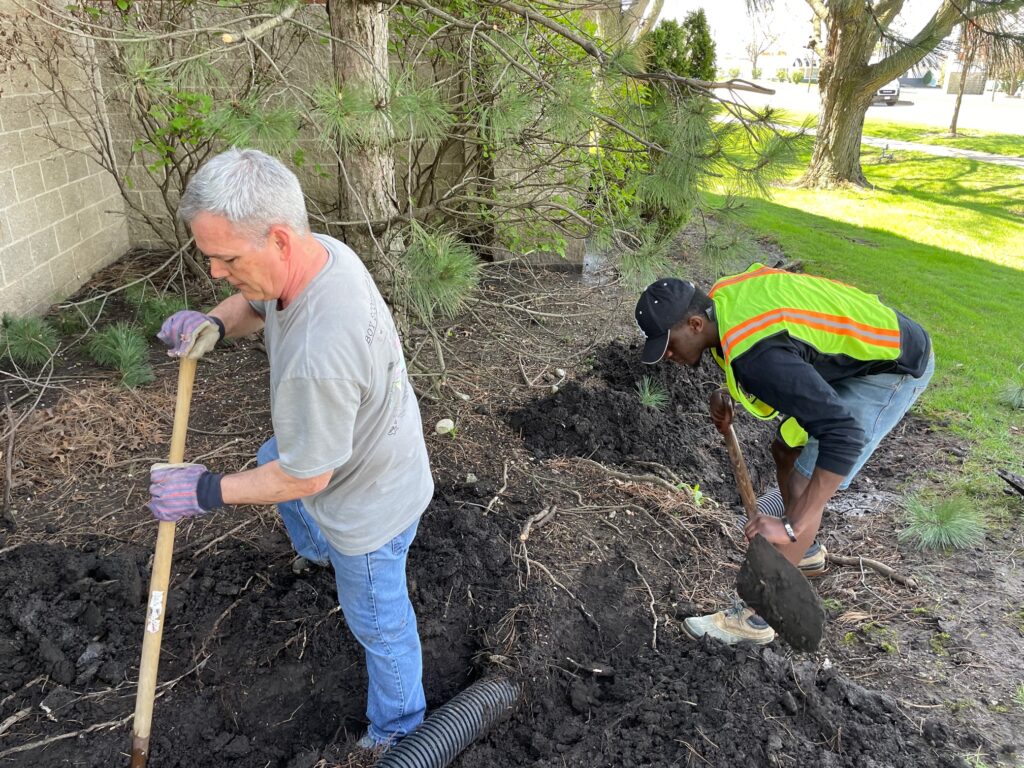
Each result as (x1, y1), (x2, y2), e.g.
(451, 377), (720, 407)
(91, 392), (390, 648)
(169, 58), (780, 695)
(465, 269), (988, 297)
(251, 234), (433, 556)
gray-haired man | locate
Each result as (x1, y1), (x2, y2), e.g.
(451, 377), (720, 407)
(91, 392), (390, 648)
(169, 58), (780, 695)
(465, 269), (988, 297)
(148, 148), (433, 749)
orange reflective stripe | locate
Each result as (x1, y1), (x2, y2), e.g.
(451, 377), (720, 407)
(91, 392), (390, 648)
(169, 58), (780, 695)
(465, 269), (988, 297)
(722, 309), (902, 360)
(710, 268), (858, 298)
(709, 267), (783, 296)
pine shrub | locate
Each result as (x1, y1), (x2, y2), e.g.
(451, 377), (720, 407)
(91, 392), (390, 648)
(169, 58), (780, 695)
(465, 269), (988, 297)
(1, 314), (59, 367)
(87, 322), (154, 388)
(898, 495), (986, 551)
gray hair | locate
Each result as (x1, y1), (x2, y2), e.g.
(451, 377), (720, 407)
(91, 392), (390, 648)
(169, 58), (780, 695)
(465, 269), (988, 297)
(178, 148), (310, 241)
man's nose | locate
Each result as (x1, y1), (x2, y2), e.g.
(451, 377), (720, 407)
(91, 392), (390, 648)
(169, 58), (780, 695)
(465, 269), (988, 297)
(210, 260), (227, 279)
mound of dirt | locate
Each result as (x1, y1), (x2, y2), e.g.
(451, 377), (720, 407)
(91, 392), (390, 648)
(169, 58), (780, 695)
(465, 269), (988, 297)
(467, 637), (973, 768)
(508, 342), (777, 502)
(0, 480), (522, 768)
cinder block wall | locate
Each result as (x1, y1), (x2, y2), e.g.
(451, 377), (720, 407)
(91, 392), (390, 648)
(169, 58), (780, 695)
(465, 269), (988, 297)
(0, 0), (129, 318)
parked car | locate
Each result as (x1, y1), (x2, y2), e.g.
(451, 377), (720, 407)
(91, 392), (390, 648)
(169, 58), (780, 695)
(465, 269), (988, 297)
(874, 79), (901, 106)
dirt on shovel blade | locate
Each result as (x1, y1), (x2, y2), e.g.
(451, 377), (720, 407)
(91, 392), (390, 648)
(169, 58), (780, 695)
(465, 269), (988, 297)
(737, 535), (824, 652)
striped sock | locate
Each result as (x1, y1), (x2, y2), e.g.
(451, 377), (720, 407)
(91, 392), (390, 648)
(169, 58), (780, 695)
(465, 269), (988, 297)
(756, 487), (785, 518)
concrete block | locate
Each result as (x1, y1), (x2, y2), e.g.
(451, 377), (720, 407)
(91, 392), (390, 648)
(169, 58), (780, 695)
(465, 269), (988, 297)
(0, 95), (33, 132)
(28, 225), (59, 268)
(0, 238), (36, 287)
(64, 152), (90, 182)
(0, 169), (14, 208)
(18, 130), (52, 162)
(54, 213), (81, 252)
(60, 177), (87, 216)
(13, 162), (45, 202)
(0, 133), (25, 173)
(78, 205), (101, 240)
(34, 187), (65, 223)
(5, 198), (40, 243)
(0, 208), (12, 250)
(39, 155), (68, 189)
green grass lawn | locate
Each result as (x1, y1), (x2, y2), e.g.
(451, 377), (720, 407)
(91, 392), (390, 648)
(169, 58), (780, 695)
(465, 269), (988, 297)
(716, 147), (1024, 502)
(773, 109), (1024, 157)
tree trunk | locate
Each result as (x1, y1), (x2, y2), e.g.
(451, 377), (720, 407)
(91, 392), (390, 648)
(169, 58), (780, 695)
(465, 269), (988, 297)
(327, 0), (399, 258)
(949, 28), (979, 136)
(799, 12), (877, 188)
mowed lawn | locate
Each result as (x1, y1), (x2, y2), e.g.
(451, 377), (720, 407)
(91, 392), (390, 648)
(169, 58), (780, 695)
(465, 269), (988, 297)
(720, 147), (1024, 495)
(772, 110), (1024, 157)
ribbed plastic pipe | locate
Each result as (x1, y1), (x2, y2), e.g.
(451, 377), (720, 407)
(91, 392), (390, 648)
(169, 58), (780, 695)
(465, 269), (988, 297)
(377, 677), (521, 768)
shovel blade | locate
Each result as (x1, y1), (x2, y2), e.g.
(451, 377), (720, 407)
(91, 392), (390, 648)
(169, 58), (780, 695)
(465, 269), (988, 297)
(737, 535), (824, 652)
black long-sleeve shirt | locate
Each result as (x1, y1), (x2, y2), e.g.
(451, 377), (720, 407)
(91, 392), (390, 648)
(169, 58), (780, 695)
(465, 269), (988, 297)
(729, 311), (931, 476)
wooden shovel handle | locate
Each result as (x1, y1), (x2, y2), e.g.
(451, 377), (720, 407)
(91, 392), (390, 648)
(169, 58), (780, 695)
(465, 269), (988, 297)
(131, 357), (197, 768)
(710, 390), (759, 520)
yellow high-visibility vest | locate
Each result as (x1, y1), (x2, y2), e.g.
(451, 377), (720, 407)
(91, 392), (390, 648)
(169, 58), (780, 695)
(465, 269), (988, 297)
(710, 263), (902, 447)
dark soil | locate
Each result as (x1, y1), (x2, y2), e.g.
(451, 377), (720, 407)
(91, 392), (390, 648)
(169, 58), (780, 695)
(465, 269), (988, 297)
(737, 534), (824, 652)
(508, 341), (778, 504)
(0, 482), (521, 768)
(0, 255), (1007, 768)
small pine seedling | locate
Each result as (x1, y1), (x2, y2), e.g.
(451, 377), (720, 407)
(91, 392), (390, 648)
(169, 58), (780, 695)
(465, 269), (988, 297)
(87, 322), (154, 388)
(1000, 382), (1024, 410)
(1, 314), (59, 366)
(635, 376), (669, 411)
(898, 495), (986, 551)
(1015, 683), (1024, 710)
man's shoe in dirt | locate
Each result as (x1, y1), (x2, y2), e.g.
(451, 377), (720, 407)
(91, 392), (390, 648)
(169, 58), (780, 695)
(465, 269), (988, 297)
(682, 601), (775, 645)
(798, 542), (828, 578)
(290, 556), (329, 575)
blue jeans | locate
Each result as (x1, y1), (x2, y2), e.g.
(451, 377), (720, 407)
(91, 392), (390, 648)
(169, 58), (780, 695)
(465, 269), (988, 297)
(257, 437), (426, 744)
(794, 353), (935, 489)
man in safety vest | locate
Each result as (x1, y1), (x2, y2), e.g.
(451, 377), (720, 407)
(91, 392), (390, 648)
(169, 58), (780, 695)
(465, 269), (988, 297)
(635, 265), (934, 645)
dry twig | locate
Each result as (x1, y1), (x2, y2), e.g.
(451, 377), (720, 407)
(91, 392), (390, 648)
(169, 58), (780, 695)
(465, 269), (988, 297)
(2, 387), (18, 529)
(484, 460), (510, 514)
(519, 505), (557, 542)
(572, 457), (681, 495)
(827, 553), (917, 588)
(627, 557), (658, 650)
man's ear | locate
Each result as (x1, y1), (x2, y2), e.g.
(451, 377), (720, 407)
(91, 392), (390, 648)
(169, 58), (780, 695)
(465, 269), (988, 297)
(687, 314), (704, 334)
(268, 225), (291, 257)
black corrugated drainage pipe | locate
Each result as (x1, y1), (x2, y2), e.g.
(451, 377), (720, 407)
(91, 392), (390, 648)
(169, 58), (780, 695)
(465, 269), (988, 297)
(377, 676), (521, 768)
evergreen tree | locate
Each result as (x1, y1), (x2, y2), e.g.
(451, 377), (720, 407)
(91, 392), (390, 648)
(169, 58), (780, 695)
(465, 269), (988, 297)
(682, 10), (716, 82)
(644, 12), (717, 81)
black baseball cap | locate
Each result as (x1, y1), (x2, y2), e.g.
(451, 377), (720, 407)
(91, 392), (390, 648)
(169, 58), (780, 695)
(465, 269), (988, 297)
(635, 278), (695, 364)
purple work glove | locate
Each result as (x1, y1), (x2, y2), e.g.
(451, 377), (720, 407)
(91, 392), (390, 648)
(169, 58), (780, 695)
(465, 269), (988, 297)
(147, 462), (224, 522)
(157, 310), (225, 360)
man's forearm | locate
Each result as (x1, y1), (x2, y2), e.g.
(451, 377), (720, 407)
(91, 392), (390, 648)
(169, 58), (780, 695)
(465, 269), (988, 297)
(777, 467), (844, 564)
(209, 293), (264, 338)
(771, 439), (801, 510)
(219, 460), (330, 506)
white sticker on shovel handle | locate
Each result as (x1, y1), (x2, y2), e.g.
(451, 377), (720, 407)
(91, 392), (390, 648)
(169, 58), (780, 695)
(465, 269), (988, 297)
(146, 591), (165, 634)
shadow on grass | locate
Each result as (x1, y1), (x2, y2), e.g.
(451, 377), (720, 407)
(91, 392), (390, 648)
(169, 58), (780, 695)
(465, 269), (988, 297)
(858, 154), (1024, 228)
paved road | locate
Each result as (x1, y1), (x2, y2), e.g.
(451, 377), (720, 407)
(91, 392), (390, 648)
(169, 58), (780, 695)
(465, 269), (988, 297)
(742, 82), (1024, 137)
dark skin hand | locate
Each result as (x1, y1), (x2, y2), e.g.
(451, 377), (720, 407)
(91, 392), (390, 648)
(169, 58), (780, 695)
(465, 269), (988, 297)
(709, 387), (733, 435)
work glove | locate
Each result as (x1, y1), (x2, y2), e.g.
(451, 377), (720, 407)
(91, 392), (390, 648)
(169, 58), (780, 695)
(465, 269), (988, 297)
(157, 310), (225, 360)
(147, 462), (224, 522)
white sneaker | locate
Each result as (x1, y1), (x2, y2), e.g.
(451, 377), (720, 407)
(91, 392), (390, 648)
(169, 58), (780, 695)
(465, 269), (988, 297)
(683, 600), (775, 645)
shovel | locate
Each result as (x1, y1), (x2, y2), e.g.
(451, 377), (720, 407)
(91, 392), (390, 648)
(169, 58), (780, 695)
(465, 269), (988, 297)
(130, 357), (197, 768)
(709, 390), (824, 652)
